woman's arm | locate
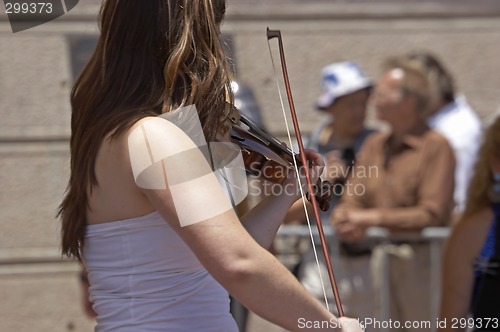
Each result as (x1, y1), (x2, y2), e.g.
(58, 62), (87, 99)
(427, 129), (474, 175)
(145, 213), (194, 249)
(283, 149), (348, 225)
(128, 118), (359, 331)
(147, 191), (340, 331)
(439, 208), (492, 331)
(240, 149), (324, 249)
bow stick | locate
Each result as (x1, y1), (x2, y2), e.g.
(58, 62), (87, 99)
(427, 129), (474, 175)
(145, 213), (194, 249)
(267, 28), (344, 316)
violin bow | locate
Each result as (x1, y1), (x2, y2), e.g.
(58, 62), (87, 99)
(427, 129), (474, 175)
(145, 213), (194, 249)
(266, 28), (344, 316)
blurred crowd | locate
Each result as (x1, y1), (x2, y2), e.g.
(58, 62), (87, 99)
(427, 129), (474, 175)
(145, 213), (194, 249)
(280, 51), (499, 332)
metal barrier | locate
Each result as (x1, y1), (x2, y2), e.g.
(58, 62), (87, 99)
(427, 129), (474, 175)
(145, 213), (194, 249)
(276, 225), (450, 332)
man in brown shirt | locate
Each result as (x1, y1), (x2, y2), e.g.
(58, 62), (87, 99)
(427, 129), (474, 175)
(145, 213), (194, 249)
(332, 60), (455, 330)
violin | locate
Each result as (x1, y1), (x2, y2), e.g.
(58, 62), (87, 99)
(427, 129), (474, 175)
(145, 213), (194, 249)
(223, 104), (334, 212)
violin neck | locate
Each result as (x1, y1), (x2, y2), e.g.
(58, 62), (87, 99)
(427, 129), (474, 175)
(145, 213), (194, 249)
(239, 113), (296, 162)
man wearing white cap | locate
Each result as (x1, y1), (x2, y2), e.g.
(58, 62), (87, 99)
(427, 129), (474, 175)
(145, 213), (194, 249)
(311, 62), (374, 163)
(287, 61), (376, 319)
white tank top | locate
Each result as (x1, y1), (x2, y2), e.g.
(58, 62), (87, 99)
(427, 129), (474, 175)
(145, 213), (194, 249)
(83, 211), (238, 332)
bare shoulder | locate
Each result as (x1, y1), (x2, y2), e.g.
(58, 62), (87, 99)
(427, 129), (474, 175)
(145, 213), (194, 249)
(455, 208), (493, 232)
(101, 116), (195, 163)
(445, 208), (493, 262)
(89, 116), (179, 223)
(449, 208), (493, 249)
(127, 116), (201, 154)
(95, 115), (199, 186)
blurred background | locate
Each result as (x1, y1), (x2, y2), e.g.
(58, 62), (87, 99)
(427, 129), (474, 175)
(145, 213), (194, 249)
(0, 0), (499, 331)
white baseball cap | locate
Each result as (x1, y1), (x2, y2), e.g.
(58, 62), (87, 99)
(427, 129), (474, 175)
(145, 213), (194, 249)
(316, 61), (372, 110)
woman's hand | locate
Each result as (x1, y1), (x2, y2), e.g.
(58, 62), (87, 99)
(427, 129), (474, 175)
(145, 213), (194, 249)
(282, 149), (325, 199)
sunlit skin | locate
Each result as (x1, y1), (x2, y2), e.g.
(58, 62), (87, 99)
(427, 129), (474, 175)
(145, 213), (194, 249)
(439, 125), (500, 330)
(491, 155), (500, 174)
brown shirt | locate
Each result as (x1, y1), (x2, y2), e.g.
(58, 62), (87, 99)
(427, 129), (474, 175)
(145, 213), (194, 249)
(338, 129), (455, 230)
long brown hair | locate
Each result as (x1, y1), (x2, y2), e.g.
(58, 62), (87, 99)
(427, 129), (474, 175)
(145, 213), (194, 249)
(59, 0), (233, 260)
(463, 116), (500, 218)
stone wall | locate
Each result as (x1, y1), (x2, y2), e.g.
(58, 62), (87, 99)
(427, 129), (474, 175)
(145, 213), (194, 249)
(0, 1), (499, 331)
(224, 3), (500, 133)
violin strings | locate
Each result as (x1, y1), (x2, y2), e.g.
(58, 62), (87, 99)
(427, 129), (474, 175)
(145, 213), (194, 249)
(267, 39), (330, 311)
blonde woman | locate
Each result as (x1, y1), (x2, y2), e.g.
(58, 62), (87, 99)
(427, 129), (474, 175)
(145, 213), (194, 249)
(440, 116), (500, 331)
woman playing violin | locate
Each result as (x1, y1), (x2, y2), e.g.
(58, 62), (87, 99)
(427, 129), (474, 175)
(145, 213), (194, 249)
(59, 0), (362, 331)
